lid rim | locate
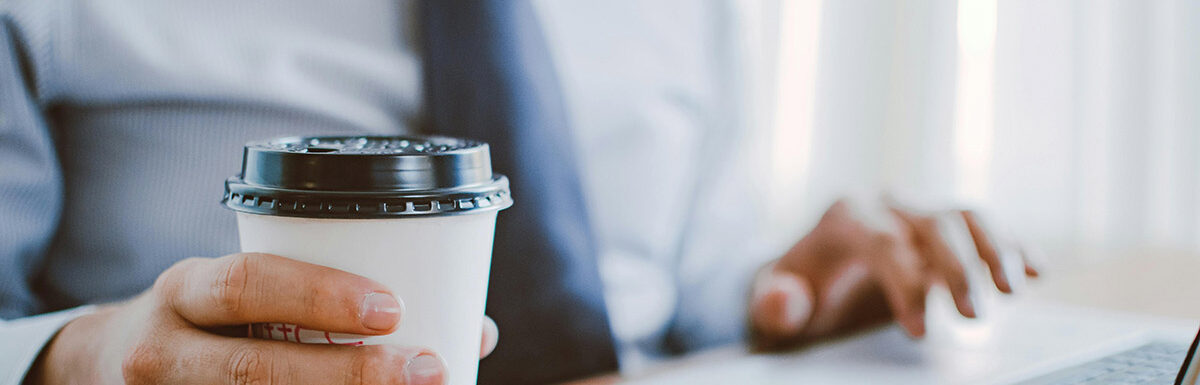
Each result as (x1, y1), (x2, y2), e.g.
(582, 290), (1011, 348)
(222, 175), (513, 219)
(224, 135), (512, 219)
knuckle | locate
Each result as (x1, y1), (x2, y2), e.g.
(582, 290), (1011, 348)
(354, 346), (411, 385)
(303, 275), (338, 319)
(227, 344), (275, 385)
(940, 263), (970, 292)
(212, 254), (260, 317)
(122, 341), (166, 384)
(869, 231), (900, 252)
(948, 273), (970, 293)
(946, 263), (967, 280)
(915, 216), (939, 232)
(153, 257), (205, 296)
(303, 285), (325, 319)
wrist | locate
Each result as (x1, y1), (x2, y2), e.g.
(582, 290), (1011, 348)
(27, 306), (118, 384)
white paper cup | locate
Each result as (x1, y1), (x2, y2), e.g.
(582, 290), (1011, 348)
(238, 211), (497, 385)
(223, 136), (512, 385)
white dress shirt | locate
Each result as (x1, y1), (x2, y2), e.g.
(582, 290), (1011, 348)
(540, 0), (778, 371)
(0, 0), (778, 381)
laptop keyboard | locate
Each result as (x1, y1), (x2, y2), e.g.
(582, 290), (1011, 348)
(1018, 342), (1189, 384)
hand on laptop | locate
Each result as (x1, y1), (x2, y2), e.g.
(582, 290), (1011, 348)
(749, 197), (1039, 350)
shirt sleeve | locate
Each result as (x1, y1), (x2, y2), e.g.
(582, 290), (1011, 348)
(0, 6), (74, 384)
(665, 211), (781, 353)
(0, 306), (95, 385)
(664, 128), (783, 353)
(0, 6), (61, 319)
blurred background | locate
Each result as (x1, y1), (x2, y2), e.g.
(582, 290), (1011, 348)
(535, 0), (1200, 267)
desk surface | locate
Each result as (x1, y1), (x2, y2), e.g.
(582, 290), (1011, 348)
(1028, 249), (1200, 320)
(564, 250), (1200, 385)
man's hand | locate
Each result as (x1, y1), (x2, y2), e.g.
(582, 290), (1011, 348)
(749, 198), (1039, 350)
(29, 253), (499, 385)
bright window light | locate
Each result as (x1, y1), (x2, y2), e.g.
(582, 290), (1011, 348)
(770, 0), (822, 215)
(954, 0), (997, 204)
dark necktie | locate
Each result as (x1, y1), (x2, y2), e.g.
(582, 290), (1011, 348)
(419, 1), (620, 383)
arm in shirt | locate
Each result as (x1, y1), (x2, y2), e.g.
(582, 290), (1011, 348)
(0, 11), (91, 385)
(664, 138), (781, 354)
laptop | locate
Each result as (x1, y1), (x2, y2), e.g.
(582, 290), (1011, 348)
(1019, 326), (1200, 384)
(618, 296), (1200, 385)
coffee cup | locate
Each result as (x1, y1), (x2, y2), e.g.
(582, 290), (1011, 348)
(222, 135), (512, 385)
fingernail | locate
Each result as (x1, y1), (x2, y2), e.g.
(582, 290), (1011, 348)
(961, 300), (977, 319)
(405, 354), (446, 385)
(772, 275), (811, 332)
(360, 292), (403, 331)
(906, 313), (926, 338)
(953, 291), (977, 319)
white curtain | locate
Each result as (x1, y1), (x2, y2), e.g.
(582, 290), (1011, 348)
(763, 0), (1200, 263)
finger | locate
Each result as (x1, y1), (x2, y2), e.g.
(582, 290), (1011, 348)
(890, 208), (978, 317)
(750, 270), (813, 341)
(158, 253), (403, 335)
(865, 232), (927, 338)
(1019, 244), (1042, 277)
(482, 315), (499, 358)
(960, 210), (1013, 293)
(802, 263), (878, 337)
(905, 213), (977, 318)
(125, 329), (446, 385)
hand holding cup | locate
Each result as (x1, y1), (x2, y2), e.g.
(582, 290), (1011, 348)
(29, 252), (498, 385)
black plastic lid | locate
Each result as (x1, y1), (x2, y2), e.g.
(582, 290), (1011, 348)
(223, 136), (512, 218)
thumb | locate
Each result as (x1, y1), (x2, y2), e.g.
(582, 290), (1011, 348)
(751, 270), (814, 341)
